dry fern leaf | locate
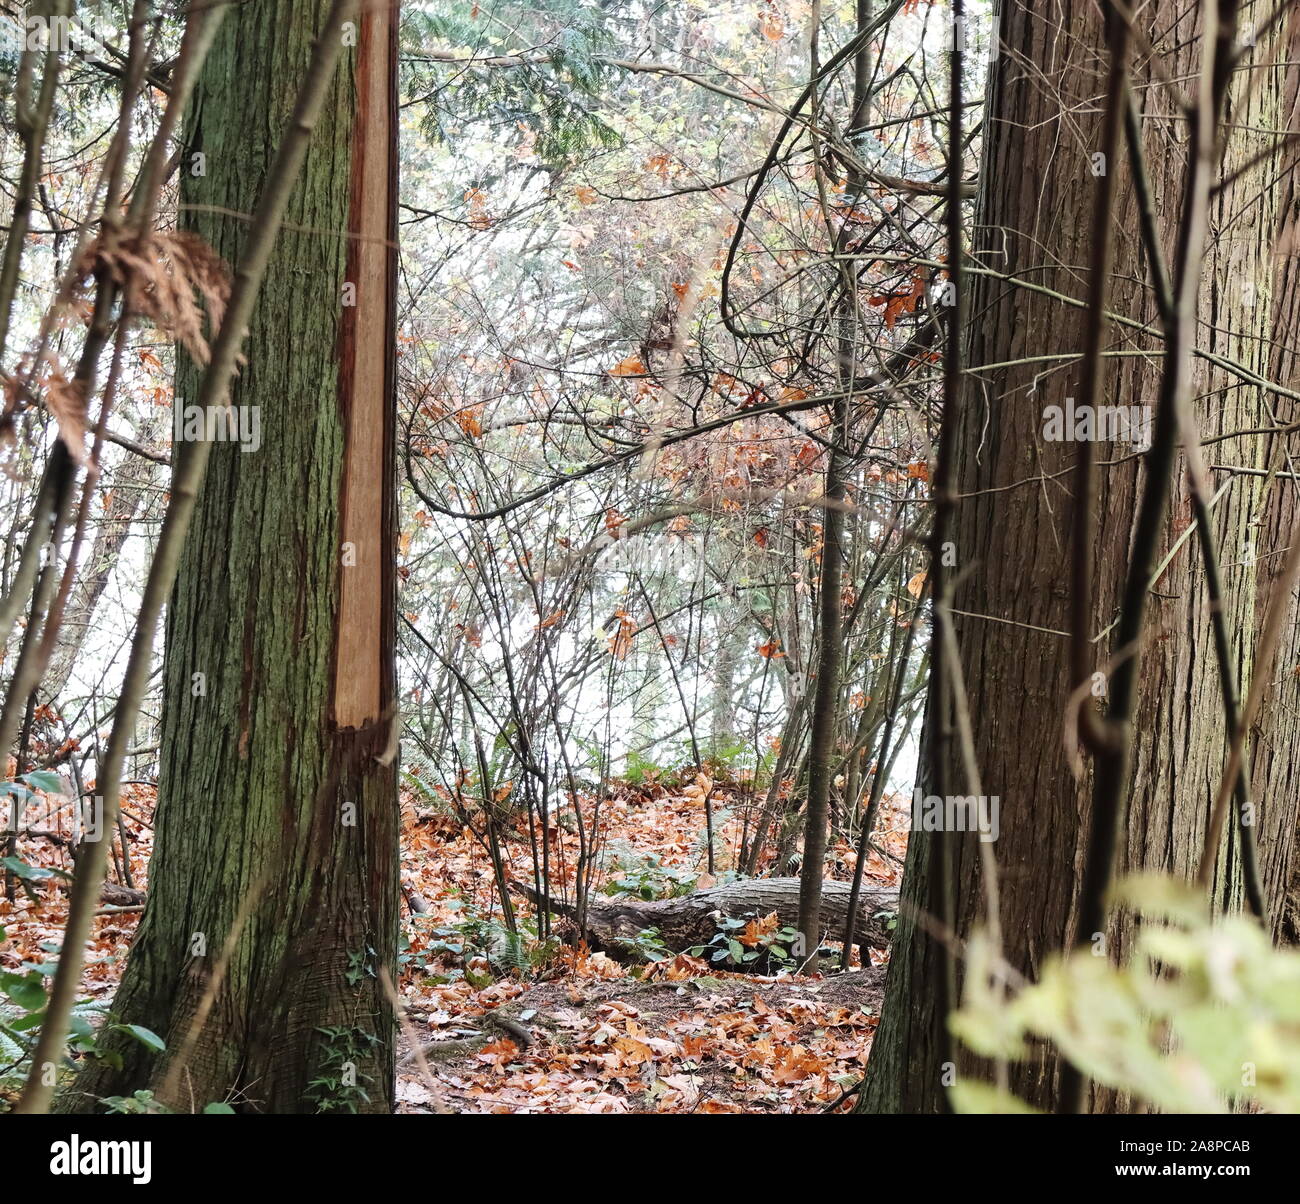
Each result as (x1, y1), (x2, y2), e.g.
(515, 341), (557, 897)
(40, 361), (89, 464)
(78, 230), (231, 366)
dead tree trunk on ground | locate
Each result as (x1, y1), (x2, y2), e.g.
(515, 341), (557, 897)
(519, 877), (898, 956)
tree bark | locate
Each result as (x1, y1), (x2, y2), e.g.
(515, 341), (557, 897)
(1258, 6), (1300, 946)
(861, 1), (1300, 1114)
(798, 415), (846, 947)
(798, 0), (871, 958)
(69, 0), (400, 1114)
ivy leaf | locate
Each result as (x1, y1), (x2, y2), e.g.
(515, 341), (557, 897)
(1, 856), (53, 882)
(118, 1024), (166, 1054)
(21, 770), (64, 795)
(2, 971), (47, 1011)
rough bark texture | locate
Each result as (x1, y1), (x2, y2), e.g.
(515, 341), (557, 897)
(861, 1), (1300, 1114)
(69, 1), (400, 1114)
(1261, 7), (1300, 946)
(527, 878), (898, 955)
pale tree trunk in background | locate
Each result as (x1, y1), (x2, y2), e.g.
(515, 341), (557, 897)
(861, 0), (1300, 1114)
(71, 0), (400, 1113)
(41, 439), (164, 705)
(709, 638), (736, 755)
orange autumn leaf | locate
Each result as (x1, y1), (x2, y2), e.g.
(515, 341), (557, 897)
(772, 1044), (823, 1084)
(682, 772), (712, 805)
(464, 187), (492, 230)
(756, 639), (784, 659)
(868, 292), (912, 329)
(476, 1037), (520, 1069)
(574, 184), (599, 205)
(456, 407), (483, 438)
(738, 912), (779, 948)
(666, 953), (710, 981)
(906, 570), (927, 599)
(613, 1035), (655, 1065)
(758, 6), (784, 41)
(607, 609), (636, 660)
(868, 269), (927, 329)
(608, 355), (645, 377)
(43, 370), (88, 464)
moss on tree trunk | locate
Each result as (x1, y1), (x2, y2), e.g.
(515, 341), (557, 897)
(70, 0), (400, 1114)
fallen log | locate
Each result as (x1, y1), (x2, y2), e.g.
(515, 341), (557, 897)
(100, 882), (146, 907)
(517, 877), (899, 955)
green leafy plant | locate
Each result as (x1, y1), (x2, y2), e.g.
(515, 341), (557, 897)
(345, 947), (378, 988)
(0, 925), (159, 1096)
(470, 914), (556, 977)
(603, 847), (699, 901)
(1, 772), (73, 901)
(623, 750), (665, 786)
(615, 926), (671, 965)
(411, 904), (556, 983)
(951, 875), (1300, 1114)
(306, 1026), (379, 1114)
(1, 995), (105, 1094)
(100, 1089), (172, 1115)
(2, 770), (65, 800)
(701, 738), (753, 776)
(689, 914), (801, 973)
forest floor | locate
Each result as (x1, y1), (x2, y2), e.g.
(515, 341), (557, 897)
(1, 767), (908, 1114)
(397, 963), (887, 1113)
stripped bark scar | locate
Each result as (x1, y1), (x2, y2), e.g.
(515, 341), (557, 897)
(334, 5), (398, 729)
